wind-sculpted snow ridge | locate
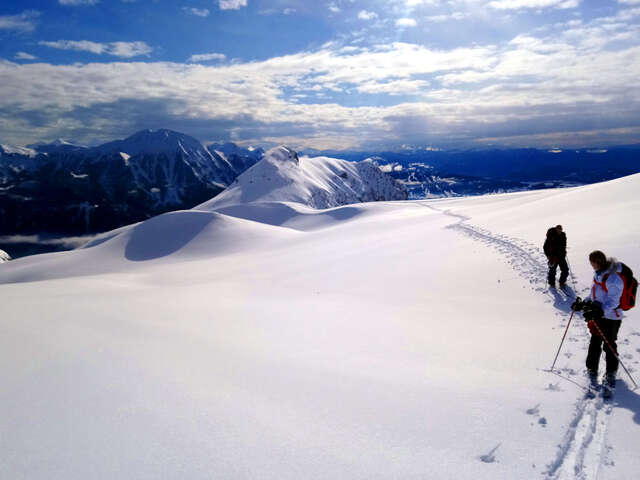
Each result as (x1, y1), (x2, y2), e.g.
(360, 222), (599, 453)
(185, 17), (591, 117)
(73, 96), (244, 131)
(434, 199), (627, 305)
(425, 201), (622, 480)
(210, 201), (374, 231)
(0, 210), (298, 283)
(0, 249), (10, 263)
(196, 145), (408, 212)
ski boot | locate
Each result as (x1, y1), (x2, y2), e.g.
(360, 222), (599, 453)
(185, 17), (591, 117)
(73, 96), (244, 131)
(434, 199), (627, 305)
(585, 369), (599, 398)
(602, 372), (616, 399)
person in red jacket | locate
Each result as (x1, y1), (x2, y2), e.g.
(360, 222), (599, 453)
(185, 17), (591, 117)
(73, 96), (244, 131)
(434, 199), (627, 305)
(543, 224), (568, 288)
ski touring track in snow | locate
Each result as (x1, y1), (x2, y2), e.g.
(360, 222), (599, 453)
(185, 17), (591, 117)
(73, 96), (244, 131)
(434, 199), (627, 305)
(416, 201), (617, 480)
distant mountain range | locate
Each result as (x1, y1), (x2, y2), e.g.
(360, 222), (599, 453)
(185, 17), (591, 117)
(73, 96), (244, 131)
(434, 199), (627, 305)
(2, 129), (639, 239)
(0, 129), (264, 235)
(304, 145), (640, 199)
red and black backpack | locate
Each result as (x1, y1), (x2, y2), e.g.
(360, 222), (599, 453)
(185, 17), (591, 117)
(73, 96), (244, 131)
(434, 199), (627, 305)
(602, 263), (638, 311)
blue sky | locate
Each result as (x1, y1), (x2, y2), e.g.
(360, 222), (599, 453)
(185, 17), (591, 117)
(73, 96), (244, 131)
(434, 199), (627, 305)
(1, 0), (640, 150)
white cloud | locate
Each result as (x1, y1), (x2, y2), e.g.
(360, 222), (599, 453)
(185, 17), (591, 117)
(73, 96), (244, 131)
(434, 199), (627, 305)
(358, 10), (378, 20)
(59, 0), (100, 5)
(3, 14), (640, 149)
(616, 7), (640, 20)
(219, 0), (247, 10)
(258, 7), (296, 15)
(109, 42), (153, 58)
(40, 40), (105, 55)
(182, 7), (210, 17)
(329, 4), (341, 13)
(0, 10), (40, 32)
(357, 79), (430, 95)
(618, 0), (640, 4)
(39, 40), (152, 58)
(489, 0), (580, 9)
(0, 42), (502, 146)
(15, 52), (37, 60)
(405, 0), (440, 5)
(187, 53), (227, 63)
(427, 12), (468, 22)
(396, 18), (418, 27)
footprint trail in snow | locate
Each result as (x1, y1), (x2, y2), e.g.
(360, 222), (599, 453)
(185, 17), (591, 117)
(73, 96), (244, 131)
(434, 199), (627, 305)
(418, 202), (619, 480)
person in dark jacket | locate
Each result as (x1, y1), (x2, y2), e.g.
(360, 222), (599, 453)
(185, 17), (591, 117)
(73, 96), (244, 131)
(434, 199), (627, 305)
(543, 224), (568, 288)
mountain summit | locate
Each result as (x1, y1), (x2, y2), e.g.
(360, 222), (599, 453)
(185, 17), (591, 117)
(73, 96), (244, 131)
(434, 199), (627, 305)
(96, 129), (209, 157)
(197, 145), (408, 211)
(0, 129), (263, 236)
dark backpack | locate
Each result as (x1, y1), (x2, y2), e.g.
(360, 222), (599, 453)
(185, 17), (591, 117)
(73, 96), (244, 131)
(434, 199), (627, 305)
(603, 263), (638, 311)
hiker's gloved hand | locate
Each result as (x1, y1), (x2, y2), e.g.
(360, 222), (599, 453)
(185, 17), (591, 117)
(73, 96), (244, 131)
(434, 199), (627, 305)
(587, 320), (599, 337)
(583, 301), (603, 321)
(571, 297), (583, 311)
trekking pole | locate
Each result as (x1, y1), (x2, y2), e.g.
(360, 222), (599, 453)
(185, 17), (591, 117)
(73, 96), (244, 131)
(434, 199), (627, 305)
(550, 307), (576, 372)
(566, 257), (579, 294)
(590, 320), (639, 390)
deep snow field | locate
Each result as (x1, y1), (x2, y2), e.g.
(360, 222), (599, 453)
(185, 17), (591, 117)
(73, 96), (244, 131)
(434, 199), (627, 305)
(1, 172), (640, 479)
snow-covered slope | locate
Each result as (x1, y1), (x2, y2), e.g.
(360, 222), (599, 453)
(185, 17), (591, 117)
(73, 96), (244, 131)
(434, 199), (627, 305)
(197, 145), (408, 213)
(0, 144), (38, 184)
(1, 174), (639, 479)
(0, 144), (37, 157)
(0, 248), (10, 262)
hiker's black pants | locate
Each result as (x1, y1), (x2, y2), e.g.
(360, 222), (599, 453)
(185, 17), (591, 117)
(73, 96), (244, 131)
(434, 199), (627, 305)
(586, 318), (622, 374)
(548, 257), (568, 285)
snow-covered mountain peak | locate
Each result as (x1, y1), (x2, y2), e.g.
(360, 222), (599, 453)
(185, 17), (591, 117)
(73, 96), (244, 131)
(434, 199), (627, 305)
(95, 128), (209, 157)
(51, 138), (73, 146)
(1, 129), (266, 234)
(264, 145), (299, 166)
(195, 147), (408, 213)
(26, 139), (86, 154)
